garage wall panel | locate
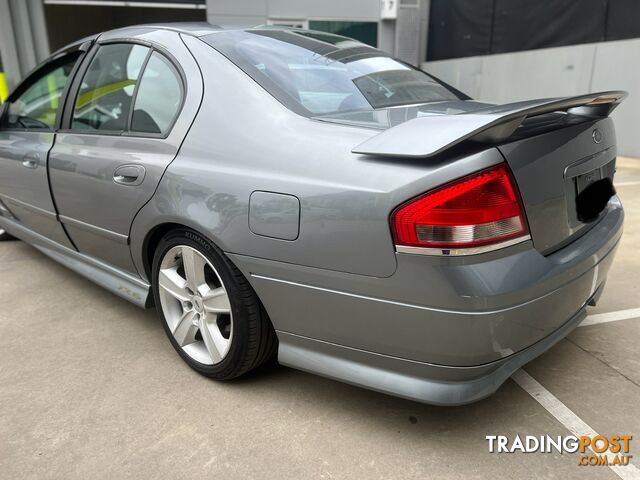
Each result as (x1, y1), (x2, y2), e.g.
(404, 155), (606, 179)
(491, 0), (606, 54)
(206, 0), (267, 17)
(427, 0), (640, 61)
(605, 0), (640, 41)
(478, 45), (595, 103)
(427, 0), (493, 61)
(269, 0), (379, 20)
(590, 38), (640, 157)
(423, 38), (640, 157)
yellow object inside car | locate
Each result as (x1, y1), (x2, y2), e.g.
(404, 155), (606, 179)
(0, 72), (8, 103)
(75, 79), (136, 110)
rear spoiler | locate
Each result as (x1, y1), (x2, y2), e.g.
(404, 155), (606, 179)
(352, 91), (627, 158)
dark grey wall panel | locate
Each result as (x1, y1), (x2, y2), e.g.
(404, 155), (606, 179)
(605, 0), (640, 41)
(427, 0), (493, 61)
(491, 0), (606, 54)
(427, 0), (640, 61)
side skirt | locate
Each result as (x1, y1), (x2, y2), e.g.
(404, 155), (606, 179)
(0, 216), (151, 308)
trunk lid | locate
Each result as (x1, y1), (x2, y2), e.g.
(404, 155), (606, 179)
(498, 115), (617, 253)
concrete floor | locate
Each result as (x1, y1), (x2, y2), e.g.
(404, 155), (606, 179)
(1, 159), (639, 480)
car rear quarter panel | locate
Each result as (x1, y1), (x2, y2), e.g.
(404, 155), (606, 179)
(129, 35), (505, 280)
(229, 197), (622, 366)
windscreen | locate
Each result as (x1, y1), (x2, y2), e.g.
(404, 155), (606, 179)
(202, 29), (463, 116)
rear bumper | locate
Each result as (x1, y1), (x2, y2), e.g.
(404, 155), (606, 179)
(277, 295), (595, 406)
(229, 196), (623, 405)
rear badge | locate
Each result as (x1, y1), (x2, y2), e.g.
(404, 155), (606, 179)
(592, 128), (603, 144)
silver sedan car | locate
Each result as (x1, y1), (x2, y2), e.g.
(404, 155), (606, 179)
(0, 23), (624, 405)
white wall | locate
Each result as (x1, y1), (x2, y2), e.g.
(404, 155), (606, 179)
(423, 38), (640, 157)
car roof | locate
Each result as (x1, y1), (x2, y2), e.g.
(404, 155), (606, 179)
(112, 22), (229, 37)
(99, 22), (311, 40)
(49, 22), (250, 57)
(52, 23), (365, 57)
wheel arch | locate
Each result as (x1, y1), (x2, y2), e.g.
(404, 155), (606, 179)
(142, 222), (227, 283)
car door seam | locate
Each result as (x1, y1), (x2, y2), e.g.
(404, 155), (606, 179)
(125, 32), (207, 279)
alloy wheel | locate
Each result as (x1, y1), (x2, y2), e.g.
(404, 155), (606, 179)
(158, 245), (233, 365)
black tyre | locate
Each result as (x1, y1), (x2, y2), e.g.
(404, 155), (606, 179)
(151, 228), (277, 379)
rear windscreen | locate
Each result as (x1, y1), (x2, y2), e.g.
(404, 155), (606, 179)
(201, 29), (464, 116)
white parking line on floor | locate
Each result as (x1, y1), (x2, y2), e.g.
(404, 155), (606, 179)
(513, 369), (640, 479)
(615, 181), (640, 187)
(580, 307), (640, 327)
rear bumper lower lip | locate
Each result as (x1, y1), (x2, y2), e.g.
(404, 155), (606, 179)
(277, 292), (595, 406)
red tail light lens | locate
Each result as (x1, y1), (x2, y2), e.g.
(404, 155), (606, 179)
(392, 163), (529, 251)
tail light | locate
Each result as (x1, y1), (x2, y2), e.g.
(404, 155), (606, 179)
(391, 163), (529, 254)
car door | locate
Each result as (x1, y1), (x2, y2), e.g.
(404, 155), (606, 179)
(0, 51), (83, 248)
(48, 31), (203, 274)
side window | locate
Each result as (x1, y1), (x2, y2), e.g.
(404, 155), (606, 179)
(131, 51), (183, 135)
(72, 43), (149, 132)
(1, 55), (78, 130)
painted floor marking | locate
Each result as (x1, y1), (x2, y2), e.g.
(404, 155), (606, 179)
(615, 181), (640, 187)
(513, 369), (640, 479)
(617, 160), (640, 171)
(580, 307), (640, 327)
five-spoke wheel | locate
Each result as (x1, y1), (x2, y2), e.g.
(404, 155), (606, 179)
(152, 229), (277, 379)
(158, 245), (233, 365)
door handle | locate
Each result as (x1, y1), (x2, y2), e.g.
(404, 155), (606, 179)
(22, 153), (39, 169)
(113, 164), (146, 186)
